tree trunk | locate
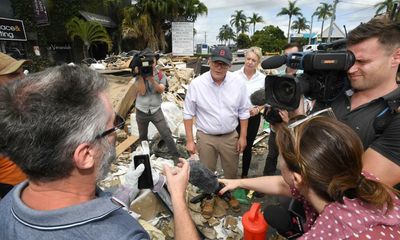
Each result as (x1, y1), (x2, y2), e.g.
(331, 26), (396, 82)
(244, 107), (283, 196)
(321, 21), (325, 41)
(83, 45), (88, 59)
(288, 15), (292, 43)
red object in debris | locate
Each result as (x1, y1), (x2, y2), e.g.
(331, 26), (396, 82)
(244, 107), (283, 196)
(242, 202), (268, 240)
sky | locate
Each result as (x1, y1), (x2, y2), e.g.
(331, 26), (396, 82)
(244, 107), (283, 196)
(193, 0), (386, 46)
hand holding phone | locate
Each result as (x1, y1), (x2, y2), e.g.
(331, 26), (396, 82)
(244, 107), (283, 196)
(133, 154), (154, 189)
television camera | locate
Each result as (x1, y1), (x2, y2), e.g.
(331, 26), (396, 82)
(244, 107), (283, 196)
(129, 48), (159, 77)
(261, 40), (355, 112)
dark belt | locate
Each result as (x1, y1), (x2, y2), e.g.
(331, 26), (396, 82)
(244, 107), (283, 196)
(209, 131), (234, 137)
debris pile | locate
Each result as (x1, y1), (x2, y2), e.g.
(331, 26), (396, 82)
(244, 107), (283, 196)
(97, 54), (282, 239)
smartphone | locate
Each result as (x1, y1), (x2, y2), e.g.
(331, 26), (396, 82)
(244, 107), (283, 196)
(133, 154), (154, 189)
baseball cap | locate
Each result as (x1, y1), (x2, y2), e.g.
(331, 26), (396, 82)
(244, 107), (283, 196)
(211, 46), (232, 65)
(0, 52), (31, 76)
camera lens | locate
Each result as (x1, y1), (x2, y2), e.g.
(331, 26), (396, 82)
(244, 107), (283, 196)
(273, 78), (296, 104)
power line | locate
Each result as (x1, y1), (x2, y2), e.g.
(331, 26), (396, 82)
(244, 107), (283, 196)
(336, 5), (374, 17)
(340, 0), (376, 7)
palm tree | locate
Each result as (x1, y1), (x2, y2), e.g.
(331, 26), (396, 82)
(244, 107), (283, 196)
(230, 10), (247, 34)
(314, 2), (333, 40)
(123, 0), (207, 52)
(374, 0), (399, 15)
(66, 17), (112, 59)
(238, 20), (249, 34)
(104, 0), (130, 53)
(217, 24), (235, 45)
(277, 0), (303, 43)
(291, 17), (310, 33)
(175, 0), (208, 22)
(248, 13), (264, 35)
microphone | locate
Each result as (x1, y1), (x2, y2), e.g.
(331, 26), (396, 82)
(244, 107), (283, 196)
(263, 204), (304, 239)
(188, 160), (232, 202)
(261, 55), (287, 69)
(250, 88), (267, 106)
(188, 160), (219, 194)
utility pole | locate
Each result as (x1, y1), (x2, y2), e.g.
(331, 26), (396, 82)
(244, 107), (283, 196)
(327, 0), (339, 43)
(308, 14), (314, 45)
(204, 32), (207, 44)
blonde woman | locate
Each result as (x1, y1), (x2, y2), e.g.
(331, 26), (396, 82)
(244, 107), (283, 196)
(234, 47), (265, 178)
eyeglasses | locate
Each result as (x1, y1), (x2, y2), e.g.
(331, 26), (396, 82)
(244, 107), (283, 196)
(288, 108), (336, 130)
(211, 61), (230, 69)
(96, 113), (125, 139)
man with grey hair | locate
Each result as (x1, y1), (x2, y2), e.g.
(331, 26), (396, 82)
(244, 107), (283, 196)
(0, 65), (199, 240)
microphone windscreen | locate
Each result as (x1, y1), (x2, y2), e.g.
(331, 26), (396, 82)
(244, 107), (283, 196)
(188, 160), (219, 194)
(261, 55), (287, 69)
(250, 88), (267, 106)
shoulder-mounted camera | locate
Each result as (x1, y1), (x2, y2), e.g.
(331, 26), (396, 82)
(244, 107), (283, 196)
(129, 48), (159, 77)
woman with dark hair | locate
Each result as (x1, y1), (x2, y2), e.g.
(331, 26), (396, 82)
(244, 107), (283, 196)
(219, 115), (400, 239)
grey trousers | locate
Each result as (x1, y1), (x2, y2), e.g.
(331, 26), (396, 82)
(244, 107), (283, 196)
(136, 108), (179, 157)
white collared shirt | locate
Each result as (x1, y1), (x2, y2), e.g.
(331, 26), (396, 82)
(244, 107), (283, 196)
(183, 71), (251, 135)
(235, 67), (266, 99)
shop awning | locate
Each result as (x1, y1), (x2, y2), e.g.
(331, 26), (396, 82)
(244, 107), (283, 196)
(79, 11), (116, 28)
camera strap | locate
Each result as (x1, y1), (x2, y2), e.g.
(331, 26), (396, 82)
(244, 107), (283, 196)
(373, 88), (400, 135)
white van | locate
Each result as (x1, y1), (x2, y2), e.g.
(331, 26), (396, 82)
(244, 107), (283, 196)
(303, 44), (319, 52)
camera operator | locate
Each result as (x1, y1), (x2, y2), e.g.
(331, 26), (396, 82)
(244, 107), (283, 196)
(324, 18), (400, 188)
(133, 49), (180, 160)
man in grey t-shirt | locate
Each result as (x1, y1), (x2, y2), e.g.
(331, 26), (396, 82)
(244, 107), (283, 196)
(0, 65), (199, 240)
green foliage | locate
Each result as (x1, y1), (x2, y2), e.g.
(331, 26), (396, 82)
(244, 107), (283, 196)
(217, 24), (235, 45)
(230, 10), (247, 34)
(236, 33), (251, 49)
(375, 0), (400, 15)
(291, 17), (310, 33)
(123, 0), (208, 52)
(314, 2), (333, 39)
(248, 13), (264, 35)
(277, 0), (303, 43)
(251, 25), (287, 53)
(66, 17), (112, 58)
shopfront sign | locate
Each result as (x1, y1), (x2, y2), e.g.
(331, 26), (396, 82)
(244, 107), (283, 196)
(0, 17), (27, 41)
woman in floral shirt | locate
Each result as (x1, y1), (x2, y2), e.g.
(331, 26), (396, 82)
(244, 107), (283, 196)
(219, 116), (400, 239)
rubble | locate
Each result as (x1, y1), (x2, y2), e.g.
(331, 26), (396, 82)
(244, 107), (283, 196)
(98, 54), (282, 239)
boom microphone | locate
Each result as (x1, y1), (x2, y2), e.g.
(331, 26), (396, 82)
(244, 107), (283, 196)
(261, 55), (287, 69)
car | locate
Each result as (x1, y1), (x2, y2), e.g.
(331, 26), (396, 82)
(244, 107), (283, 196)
(303, 44), (318, 52)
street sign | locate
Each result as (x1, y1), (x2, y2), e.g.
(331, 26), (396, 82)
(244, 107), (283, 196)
(0, 17), (27, 41)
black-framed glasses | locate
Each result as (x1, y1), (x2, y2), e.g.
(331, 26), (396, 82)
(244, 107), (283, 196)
(96, 113), (125, 139)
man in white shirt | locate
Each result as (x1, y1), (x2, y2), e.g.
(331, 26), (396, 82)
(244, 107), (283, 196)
(183, 46), (250, 179)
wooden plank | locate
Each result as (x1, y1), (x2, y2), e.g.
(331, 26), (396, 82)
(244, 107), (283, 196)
(116, 135), (139, 156)
(104, 74), (137, 118)
(253, 133), (268, 146)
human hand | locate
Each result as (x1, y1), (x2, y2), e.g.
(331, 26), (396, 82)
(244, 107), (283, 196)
(278, 110), (289, 123)
(249, 106), (259, 116)
(218, 179), (241, 195)
(164, 158), (189, 200)
(112, 163), (144, 208)
(237, 136), (247, 153)
(186, 140), (197, 155)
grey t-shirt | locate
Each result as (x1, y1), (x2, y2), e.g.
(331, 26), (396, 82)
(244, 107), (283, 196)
(135, 71), (166, 114)
(0, 181), (150, 240)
